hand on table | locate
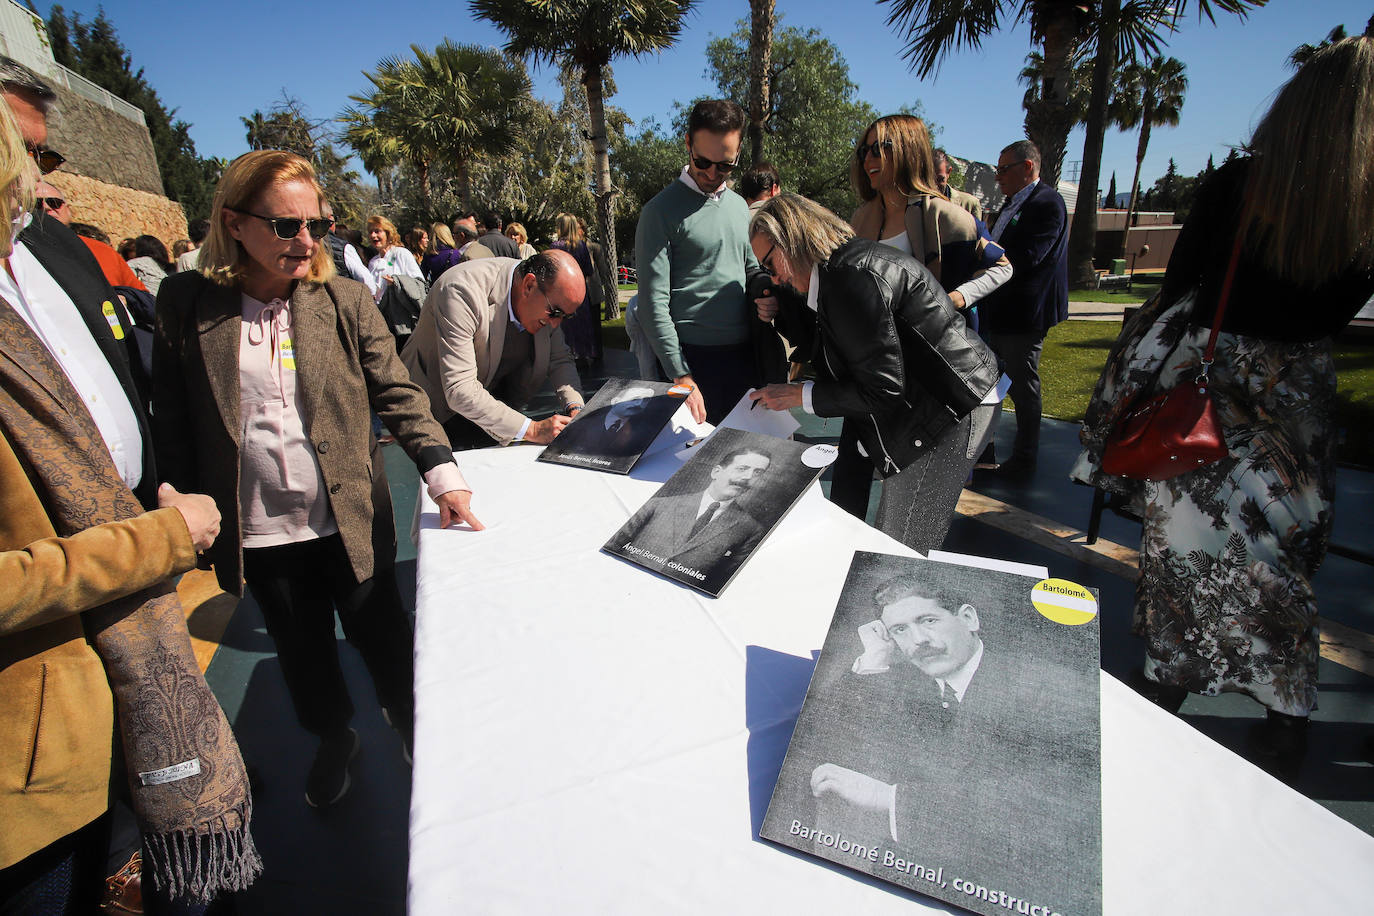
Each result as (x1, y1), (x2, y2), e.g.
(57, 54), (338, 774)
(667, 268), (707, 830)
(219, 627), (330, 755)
(675, 375), (706, 424)
(749, 383), (803, 411)
(436, 489), (484, 530)
(526, 414), (573, 444)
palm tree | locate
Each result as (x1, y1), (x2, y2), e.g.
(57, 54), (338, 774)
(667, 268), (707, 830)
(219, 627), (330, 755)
(1017, 49), (1094, 163)
(1111, 55), (1187, 258)
(341, 41), (530, 216)
(879, 0), (1093, 188)
(471, 0), (696, 305)
(1064, 0), (1260, 289)
(747, 0), (776, 165)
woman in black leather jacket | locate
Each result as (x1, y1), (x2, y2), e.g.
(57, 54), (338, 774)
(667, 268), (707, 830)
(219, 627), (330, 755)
(748, 193), (1000, 553)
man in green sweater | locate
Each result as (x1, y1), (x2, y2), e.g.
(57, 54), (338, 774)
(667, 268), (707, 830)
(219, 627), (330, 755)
(635, 99), (762, 425)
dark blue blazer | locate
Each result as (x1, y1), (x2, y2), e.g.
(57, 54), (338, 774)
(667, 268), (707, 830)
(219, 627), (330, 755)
(979, 180), (1068, 335)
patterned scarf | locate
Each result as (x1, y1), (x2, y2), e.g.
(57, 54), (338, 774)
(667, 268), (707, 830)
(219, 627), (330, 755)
(0, 299), (260, 901)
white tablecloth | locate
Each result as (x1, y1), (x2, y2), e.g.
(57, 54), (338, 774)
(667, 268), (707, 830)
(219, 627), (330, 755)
(409, 445), (1374, 914)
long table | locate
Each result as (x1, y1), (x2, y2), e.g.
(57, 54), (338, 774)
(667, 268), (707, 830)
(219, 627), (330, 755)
(408, 444), (1374, 914)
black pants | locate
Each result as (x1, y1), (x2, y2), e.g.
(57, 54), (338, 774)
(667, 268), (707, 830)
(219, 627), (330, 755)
(986, 330), (1045, 464)
(679, 340), (757, 426)
(243, 534), (414, 740)
(827, 420), (875, 520)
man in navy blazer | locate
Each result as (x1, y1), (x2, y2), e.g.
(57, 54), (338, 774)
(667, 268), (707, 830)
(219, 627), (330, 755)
(976, 140), (1068, 478)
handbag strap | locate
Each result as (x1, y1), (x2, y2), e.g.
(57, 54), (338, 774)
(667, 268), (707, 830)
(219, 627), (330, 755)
(1198, 234), (1244, 382)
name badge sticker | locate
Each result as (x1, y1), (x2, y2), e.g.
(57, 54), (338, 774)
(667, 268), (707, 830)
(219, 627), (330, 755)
(1030, 578), (1098, 625)
(101, 300), (124, 340)
(138, 757), (201, 786)
(279, 334), (297, 370)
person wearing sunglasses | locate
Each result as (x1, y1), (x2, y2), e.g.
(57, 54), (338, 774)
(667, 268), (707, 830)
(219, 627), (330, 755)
(634, 98), (778, 425)
(400, 247), (587, 450)
(152, 150), (483, 808)
(830, 114), (1012, 519)
(748, 193), (1000, 556)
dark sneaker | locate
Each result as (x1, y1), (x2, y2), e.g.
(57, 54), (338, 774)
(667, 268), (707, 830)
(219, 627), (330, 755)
(306, 728), (360, 808)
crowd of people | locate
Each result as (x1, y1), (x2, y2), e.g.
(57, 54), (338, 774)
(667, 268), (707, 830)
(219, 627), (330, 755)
(2, 33), (1372, 913)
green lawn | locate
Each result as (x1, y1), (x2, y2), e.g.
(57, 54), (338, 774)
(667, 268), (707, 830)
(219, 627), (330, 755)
(1067, 276), (1163, 304)
(1040, 320), (1374, 468)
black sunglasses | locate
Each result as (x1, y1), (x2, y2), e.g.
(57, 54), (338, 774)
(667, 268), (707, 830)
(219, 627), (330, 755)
(227, 207), (333, 240)
(689, 145), (740, 174)
(38, 197), (65, 211)
(28, 145), (65, 174)
(995, 161), (1027, 176)
(856, 139), (893, 161)
(759, 243), (777, 275)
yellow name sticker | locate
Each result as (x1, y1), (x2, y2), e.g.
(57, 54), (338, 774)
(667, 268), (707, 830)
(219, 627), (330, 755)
(279, 335), (296, 371)
(1031, 578), (1098, 626)
(101, 300), (124, 340)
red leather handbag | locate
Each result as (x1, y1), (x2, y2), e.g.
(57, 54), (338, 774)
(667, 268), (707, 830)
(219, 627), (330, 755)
(1100, 238), (1242, 481)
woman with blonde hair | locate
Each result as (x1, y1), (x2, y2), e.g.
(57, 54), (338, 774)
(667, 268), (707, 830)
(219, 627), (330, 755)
(833, 113), (1011, 517)
(154, 150), (483, 807)
(505, 220), (537, 258)
(550, 211), (599, 366)
(748, 193), (1000, 553)
(421, 221), (463, 284)
(365, 214), (423, 301)
(1073, 37), (1374, 773)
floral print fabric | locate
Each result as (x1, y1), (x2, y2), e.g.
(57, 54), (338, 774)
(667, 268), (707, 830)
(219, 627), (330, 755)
(1071, 292), (1336, 715)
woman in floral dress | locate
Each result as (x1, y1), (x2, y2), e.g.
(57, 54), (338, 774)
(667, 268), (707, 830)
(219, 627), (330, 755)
(1072, 37), (1374, 771)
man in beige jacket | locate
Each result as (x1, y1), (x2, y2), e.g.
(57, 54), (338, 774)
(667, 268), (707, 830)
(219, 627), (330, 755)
(402, 249), (587, 449)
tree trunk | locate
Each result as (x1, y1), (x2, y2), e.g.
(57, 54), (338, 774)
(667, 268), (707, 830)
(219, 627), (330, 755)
(747, 0), (775, 166)
(582, 63), (621, 320)
(1023, 5), (1081, 188)
(1120, 115), (1151, 261)
(1066, 0), (1119, 290)
(456, 160), (471, 214)
(417, 160), (432, 215)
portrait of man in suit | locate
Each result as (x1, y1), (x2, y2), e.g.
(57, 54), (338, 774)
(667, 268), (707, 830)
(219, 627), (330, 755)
(544, 384), (660, 463)
(615, 444), (771, 590)
(771, 563), (1101, 914)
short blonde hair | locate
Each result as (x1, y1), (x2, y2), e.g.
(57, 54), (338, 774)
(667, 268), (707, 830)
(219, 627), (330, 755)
(1241, 36), (1374, 284)
(850, 114), (943, 203)
(367, 215), (401, 250)
(505, 221), (528, 245)
(199, 150), (335, 287)
(749, 193), (854, 269)
(0, 103), (33, 259)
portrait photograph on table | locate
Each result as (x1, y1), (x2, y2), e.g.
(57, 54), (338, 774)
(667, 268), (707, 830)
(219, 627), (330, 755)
(538, 378), (689, 474)
(762, 552), (1103, 916)
(603, 427), (832, 597)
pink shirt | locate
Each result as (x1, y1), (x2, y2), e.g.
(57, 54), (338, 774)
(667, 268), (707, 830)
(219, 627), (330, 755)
(238, 294), (338, 547)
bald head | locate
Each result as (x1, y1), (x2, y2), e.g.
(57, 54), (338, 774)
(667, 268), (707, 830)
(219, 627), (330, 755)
(511, 248), (586, 334)
(36, 179), (69, 224)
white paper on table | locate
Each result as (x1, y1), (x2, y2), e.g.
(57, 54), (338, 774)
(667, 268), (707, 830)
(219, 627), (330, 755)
(674, 389), (800, 460)
(926, 548), (1048, 579)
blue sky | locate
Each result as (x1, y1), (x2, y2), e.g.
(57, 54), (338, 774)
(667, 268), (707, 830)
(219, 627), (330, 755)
(36, 0), (1370, 200)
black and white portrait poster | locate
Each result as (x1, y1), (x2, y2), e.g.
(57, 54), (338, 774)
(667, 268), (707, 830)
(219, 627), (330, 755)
(602, 427), (833, 597)
(762, 552), (1102, 916)
(538, 378), (690, 474)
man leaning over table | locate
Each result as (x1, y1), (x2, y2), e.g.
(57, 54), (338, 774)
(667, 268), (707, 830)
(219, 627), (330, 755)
(402, 249), (587, 450)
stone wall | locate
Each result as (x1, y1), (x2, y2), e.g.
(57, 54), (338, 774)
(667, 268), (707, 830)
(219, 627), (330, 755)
(45, 82), (163, 196)
(50, 171), (187, 250)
